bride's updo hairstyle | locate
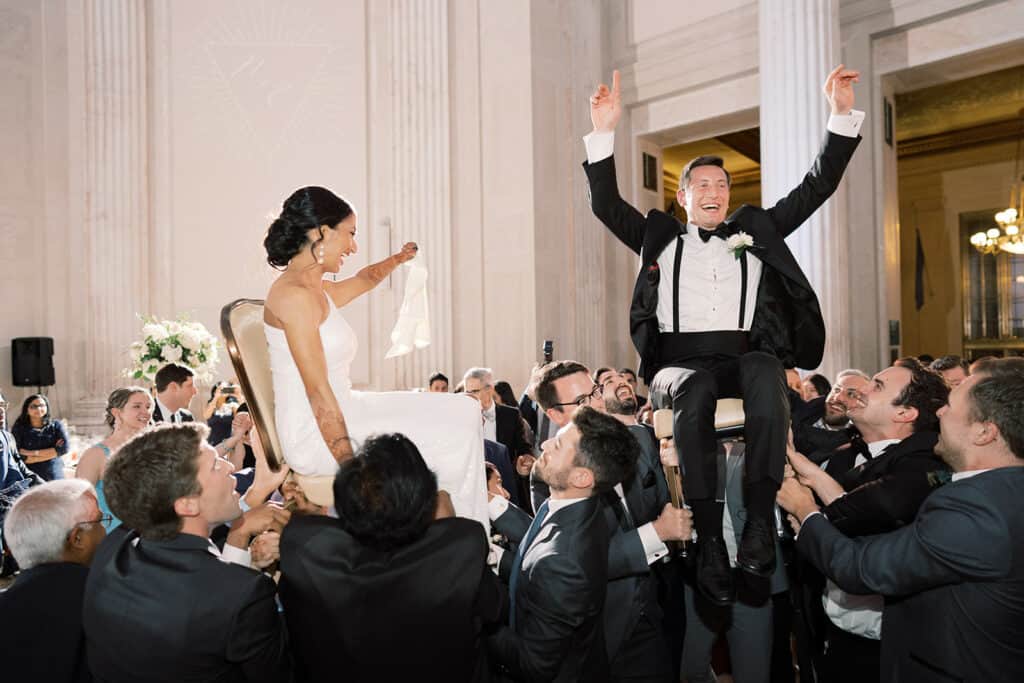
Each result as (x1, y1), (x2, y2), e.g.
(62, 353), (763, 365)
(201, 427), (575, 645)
(264, 186), (353, 269)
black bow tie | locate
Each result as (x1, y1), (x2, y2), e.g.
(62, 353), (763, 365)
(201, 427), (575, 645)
(696, 223), (731, 243)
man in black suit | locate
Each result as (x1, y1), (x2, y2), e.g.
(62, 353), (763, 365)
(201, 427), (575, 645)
(493, 362), (691, 682)
(82, 423), (291, 682)
(464, 367), (535, 505)
(488, 406), (639, 682)
(0, 479), (107, 682)
(785, 360), (949, 682)
(279, 433), (503, 683)
(151, 362), (197, 424)
(584, 65), (863, 603)
(779, 358), (1024, 682)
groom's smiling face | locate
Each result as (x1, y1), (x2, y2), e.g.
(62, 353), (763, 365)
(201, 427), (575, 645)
(678, 165), (731, 228)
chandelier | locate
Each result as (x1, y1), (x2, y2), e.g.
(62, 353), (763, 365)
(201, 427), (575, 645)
(970, 108), (1024, 255)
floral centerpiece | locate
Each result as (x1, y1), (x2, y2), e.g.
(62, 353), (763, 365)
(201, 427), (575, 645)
(124, 315), (220, 385)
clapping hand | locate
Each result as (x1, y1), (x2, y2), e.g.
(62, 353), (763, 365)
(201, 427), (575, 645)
(590, 70), (622, 133)
(250, 531), (282, 570)
(394, 242), (418, 264)
(823, 64), (859, 115)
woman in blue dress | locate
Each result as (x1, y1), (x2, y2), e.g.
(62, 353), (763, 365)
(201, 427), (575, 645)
(76, 387), (153, 530)
(10, 394), (70, 481)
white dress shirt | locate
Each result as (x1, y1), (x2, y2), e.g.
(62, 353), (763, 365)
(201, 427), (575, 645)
(482, 404), (497, 443)
(583, 111), (865, 334)
(155, 396), (180, 424)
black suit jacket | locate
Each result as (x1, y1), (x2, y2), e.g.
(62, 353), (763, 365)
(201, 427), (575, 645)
(279, 515), (502, 683)
(501, 424), (667, 665)
(83, 527), (288, 682)
(0, 562), (91, 682)
(584, 131), (860, 382)
(495, 404), (532, 457)
(823, 431), (949, 536)
(150, 403), (195, 424)
(488, 495), (610, 682)
(798, 467), (1024, 682)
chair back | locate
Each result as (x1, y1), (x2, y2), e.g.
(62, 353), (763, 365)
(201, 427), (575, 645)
(220, 299), (283, 470)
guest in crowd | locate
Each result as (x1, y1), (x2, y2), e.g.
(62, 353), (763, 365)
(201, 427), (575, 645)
(780, 358), (1024, 682)
(0, 387), (41, 574)
(801, 373), (831, 401)
(0, 479), (106, 682)
(428, 371), (449, 392)
(495, 362), (690, 682)
(83, 422), (291, 682)
(488, 406), (637, 682)
(464, 367), (534, 504)
(280, 433), (501, 682)
(929, 354), (969, 388)
(791, 368), (871, 460)
(203, 380), (241, 444)
(493, 380), (517, 408)
(785, 360), (950, 682)
(619, 367), (648, 410)
(485, 438), (522, 508)
(10, 393), (70, 480)
(486, 460), (511, 501)
(151, 362), (198, 424)
(76, 387), (152, 531)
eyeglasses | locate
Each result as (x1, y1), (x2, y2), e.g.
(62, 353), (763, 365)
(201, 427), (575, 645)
(552, 383), (602, 409)
(465, 384), (492, 395)
(73, 514), (112, 530)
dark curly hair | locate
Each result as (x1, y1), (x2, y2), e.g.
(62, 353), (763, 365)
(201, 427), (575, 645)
(264, 186), (354, 269)
(572, 406), (637, 493)
(333, 433), (438, 553)
(891, 363), (949, 433)
(104, 422), (208, 540)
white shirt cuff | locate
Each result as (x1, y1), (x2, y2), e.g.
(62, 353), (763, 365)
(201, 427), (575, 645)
(488, 494), (510, 521)
(637, 522), (669, 564)
(238, 494), (252, 514)
(488, 543), (504, 574)
(826, 110), (865, 138)
(583, 130), (615, 164)
(220, 542), (252, 568)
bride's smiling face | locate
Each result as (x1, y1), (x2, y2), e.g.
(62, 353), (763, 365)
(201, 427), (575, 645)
(310, 213), (358, 273)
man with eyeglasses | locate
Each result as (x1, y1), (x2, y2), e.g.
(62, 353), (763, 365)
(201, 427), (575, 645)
(492, 360), (691, 682)
(1, 479), (107, 682)
(791, 369), (872, 462)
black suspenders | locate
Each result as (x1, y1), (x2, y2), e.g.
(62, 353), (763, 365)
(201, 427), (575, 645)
(670, 233), (749, 332)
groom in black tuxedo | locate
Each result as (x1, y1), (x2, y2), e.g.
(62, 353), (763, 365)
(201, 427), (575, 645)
(583, 66), (863, 604)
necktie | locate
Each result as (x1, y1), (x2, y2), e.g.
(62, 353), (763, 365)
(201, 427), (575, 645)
(508, 500), (550, 630)
(697, 223), (732, 242)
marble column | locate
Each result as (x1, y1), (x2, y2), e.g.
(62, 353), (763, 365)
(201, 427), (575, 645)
(386, 0), (453, 389)
(72, 0), (151, 429)
(759, 0), (850, 378)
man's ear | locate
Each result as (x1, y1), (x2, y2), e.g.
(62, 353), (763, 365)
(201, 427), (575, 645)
(568, 466), (595, 491)
(894, 405), (918, 426)
(67, 526), (86, 550)
(676, 188), (686, 210)
(974, 421), (1001, 447)
(543, 407), (563, 426)
(173, 496), (199, 518)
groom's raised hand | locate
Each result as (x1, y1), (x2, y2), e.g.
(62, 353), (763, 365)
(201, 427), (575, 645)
(590, 69), (622, 133)
(823, 64), (860, 115)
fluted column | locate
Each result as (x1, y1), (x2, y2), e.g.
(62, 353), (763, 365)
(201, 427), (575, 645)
(74, 0), (150, 427)
(759, 0), (849, 377)
(388, 0), (452, 388)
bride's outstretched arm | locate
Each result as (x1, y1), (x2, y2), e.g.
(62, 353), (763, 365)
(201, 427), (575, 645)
(275, 290), (355, 464)
(326, 242), (418, 307)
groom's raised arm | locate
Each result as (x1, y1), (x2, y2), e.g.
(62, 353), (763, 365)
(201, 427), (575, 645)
(766, 65), (864, 239)
(583, 70), (646, 255)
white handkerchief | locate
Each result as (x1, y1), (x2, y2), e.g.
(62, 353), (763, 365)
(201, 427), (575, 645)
(385, 260), (431, 359)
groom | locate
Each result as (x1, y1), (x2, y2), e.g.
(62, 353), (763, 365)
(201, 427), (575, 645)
(583, 66), (862, 604)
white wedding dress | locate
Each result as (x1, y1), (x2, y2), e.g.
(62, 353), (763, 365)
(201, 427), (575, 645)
(265, 292), (487, 526)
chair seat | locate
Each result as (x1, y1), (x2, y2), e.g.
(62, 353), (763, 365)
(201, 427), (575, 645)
(652, 399), (747, 440)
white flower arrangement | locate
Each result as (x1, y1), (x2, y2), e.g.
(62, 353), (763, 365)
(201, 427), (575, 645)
(725, 231), (755, 259)
(124, 315), (219, 385)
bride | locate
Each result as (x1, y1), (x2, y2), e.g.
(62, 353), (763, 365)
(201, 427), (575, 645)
(263, 186), (486, 525)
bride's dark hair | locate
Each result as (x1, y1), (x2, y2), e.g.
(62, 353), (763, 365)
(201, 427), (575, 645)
(264, 186), (353, 269)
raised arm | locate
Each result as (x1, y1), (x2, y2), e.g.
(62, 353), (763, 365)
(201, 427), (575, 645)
(271, 288), (354, 464)
(325, 242), (418, 308)
(584, 70), (647, 254)
(766, 65), (862, 237)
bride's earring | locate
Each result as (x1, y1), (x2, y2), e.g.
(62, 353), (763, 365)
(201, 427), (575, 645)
(317, 244), (325, 265)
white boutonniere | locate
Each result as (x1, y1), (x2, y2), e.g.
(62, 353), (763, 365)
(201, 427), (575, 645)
(725, 231), (755, 259)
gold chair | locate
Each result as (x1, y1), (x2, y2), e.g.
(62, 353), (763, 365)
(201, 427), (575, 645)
(220, 299), (335, 507)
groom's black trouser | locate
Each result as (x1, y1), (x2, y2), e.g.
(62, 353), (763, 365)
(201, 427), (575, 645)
(649, 342), (789, 504)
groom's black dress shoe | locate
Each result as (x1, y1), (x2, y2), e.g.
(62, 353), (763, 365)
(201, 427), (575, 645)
(737, 516), (776, 577)
(696, 536), (735, 605)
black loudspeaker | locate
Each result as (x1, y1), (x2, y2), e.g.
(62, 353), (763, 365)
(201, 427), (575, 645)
(12, 337), (55, 387)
